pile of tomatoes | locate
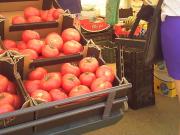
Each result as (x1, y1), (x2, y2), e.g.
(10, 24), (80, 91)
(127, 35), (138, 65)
(0, 75), (22, 114)
(3, 28), (83, 59)
(24, 57), (115, 102)
(12, 6), (64, 24)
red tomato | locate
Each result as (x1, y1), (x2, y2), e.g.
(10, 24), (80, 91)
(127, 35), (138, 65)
(41, 45), (59, 58)
(69, 85), (90, 97)
(49, 89), (68, 101)
(62, 74), (81, 93)
(45, 33), (63, 50)
(40, 72), (61, 91)
(30, 89), (52, 102)
(40, 10), (48, 22)
(96, 65), (115, 82)
(27, 16), (42, 23)
(17, 41), (27, 50)
(0, 104), (14, 114)
(7, 81), (17, 94)
(12, 16), (26, 24)
(91, 78), (112, 92)
(3, 39), (17, 49)
(28, 67), (47, 80)
(22, 30), (40, 43)
(12, 95), (22, 109)
(63, 40), (83, 55)
(79, 57), (99, 73)
(27, 39), (45, 54)
(61, 63), (80, 77)
(79, 72), (96, 87)
(24, 7), (40, 19)
(61, 28), (81, 42)
(48, 8), (56, 15)
(24, 80), (41, 94)
(0, 92), (14, 106)
(20, 49), (38, 59)
(0, 74), (9, 92)
(53, 9), (64, 19)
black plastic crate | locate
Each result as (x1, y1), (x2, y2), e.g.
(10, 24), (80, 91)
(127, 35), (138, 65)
(115, 38), (155, 109)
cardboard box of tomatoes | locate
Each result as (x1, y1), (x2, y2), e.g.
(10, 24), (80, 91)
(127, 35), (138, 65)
(0, 51), (35, 135)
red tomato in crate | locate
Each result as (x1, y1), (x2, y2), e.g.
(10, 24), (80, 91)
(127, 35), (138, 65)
(24, 80), (41, 94)
(24, 7), (40, 19)
(42, 44), (59, 58)
(7, 81), (17, 94)
(69, 85), (91, 97)
(61, 63), (80, 77)
(28, 67), (47, 80)
(62, 74), (81, 93)
(49, 89), (68, 101)
(96, 65), (115, 82)
(12, 95), (22, 109)
(46, 14), (55, 21)
(27, 16), (42, 23)
(12, 16), (26, 24)
(61, 28), (81, 42)
(40, 73), (61, 92)
(91, 78), (112, 92)
(20, 49), (38, 60)
(63, 40), (83, 55)
(22, 30), (40, 43)
(3, 39), (17, 49)
(0, 104), (14, 114)
(40, 10), (48, 22)
(30, 89), (52, 102)
(79, 72), (96, 87)
(0, 74), (9, 92)
(0, 92), (14, 106)
(79, 57), (99, 73)
(17, 41), (27, 50)
(53, 9), (64, 20)
(48, 8), (56, 15)
(27, 39), (45, 54)
(45, 33), (63, 51)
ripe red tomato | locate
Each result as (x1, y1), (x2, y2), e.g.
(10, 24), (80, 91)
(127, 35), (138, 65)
(27, 16), (42, 23)
(40, 72), (61, 91)
(28, 67), (47, 80)
(79, 57), (99, 73)
(61, 63), (80, 77)
(24, 7), (40, 19)
(12, 16), (26, 24)
(48, 8), (56, 15)
(42, 45), (59, 58)
(24, 80), (41, 94)
(49, 89), (68, 101)
(91, 78), (112, 92)
(46, 14), (54, 21)
(7, 81), (17, 94)
(22, 30), (40, 43)
(3, 39), (17, 49)
(79, 72), (96, 87)
(96, 65), (115, 82)
(69, 85), (91, 97)
(0, 74), (9, 92)
(30, 89), (52, 102)
(61, 28), (81, 42)
(40, 10), (48, 22)
(45, 33), (63, 50)
(62, 74), (81, 93)
(63, 40), (83, 55)
(53, 9), (64, 19)
(17, 41), (27, 50)
(27, 39), (45, 54)
(0, 104), (14, 114)
(12, 95), (22, 109)
(20, 49), (38, 59)
(0, 92), (14, 106)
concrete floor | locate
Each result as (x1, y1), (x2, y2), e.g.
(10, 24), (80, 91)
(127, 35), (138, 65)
(85, 95), (180, 135)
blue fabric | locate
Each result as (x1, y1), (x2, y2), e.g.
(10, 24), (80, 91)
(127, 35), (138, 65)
(161, 16), (180, 80)
(58, 0), (82, 14)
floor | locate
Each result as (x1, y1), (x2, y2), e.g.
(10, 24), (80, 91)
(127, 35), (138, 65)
(85, 95), (180, 135)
